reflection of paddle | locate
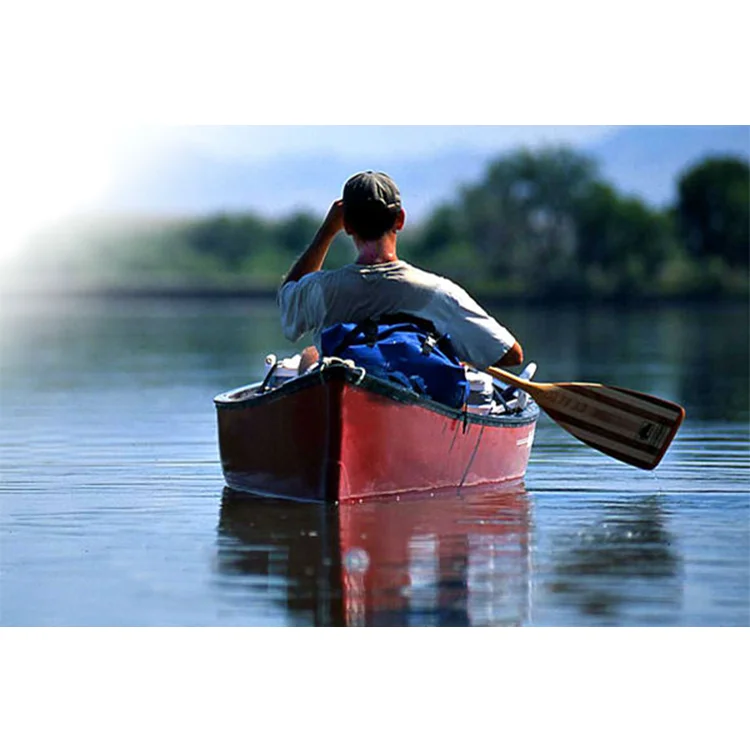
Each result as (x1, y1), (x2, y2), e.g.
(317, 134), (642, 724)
(487, 366), (686, 470)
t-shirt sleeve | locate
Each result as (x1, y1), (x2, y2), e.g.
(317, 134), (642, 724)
(277, 273), (326, 342)
(430, 280), (517, 368)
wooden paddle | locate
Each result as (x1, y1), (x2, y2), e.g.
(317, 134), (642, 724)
(487, 366), (686, 470)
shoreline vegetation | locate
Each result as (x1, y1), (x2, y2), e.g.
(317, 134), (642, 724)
(6, 147), (748, 304)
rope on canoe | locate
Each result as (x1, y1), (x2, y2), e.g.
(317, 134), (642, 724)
(315, 357), (367, 385)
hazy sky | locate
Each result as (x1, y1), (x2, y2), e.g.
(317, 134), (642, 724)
(2, 124), (745, 263)
(124, 125), (622, 161)
(0, 125), (623, 263)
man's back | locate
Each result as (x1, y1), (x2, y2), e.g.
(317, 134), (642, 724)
(278, 259), (516, 369)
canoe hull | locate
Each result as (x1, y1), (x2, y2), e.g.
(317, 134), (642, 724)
(215, 366), (538, 503)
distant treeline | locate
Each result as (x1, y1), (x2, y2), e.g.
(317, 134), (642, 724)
(20, 148), (750, 302)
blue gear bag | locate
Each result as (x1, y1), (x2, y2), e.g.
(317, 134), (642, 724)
(320, 316), (469, 409)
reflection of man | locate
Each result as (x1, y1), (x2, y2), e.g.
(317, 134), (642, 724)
(278, 171), (523, 372)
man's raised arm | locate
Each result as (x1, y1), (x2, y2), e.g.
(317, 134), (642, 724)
(281, 200), (345, 286)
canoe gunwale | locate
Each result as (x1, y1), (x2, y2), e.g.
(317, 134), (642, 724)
(214, 362), (539, 428)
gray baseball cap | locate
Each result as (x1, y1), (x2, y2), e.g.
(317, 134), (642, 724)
(342, 171), (402, 210)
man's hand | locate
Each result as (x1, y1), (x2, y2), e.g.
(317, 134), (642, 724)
(320, 199), (345, 239)
(493, 341), (524, 367)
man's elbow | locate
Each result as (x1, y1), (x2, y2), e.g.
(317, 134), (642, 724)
(493, 341), (523, 368)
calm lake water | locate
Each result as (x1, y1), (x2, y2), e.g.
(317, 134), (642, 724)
(1, 296), (748, 626)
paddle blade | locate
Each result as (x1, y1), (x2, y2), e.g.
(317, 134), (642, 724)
(533, 382), (685, 470)
(487, 366), (686, 469)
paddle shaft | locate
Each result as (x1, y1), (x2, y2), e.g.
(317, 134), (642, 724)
(487, 366), (686, 470)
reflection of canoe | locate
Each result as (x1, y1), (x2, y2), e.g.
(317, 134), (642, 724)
(214, 362), (538, 503)
(217, 484), (532, 626)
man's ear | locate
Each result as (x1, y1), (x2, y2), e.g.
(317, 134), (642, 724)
(343, 217), (354, 236)
(394, 208), (406, 232)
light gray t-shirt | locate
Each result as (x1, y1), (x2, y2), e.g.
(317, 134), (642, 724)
(277, 260), (515, 368)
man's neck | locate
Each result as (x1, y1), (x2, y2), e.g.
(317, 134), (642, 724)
(354, 234), (399, 265)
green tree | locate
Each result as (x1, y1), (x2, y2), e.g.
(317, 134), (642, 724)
(575, 182), (679, 296)
(183, 214), (273, 270)
(461, 147), (599, 286)
(675, 156), (749, 267)
(408, 147), (688, 299)
(273, 211), (319, 256)
(405, 148), (602, 295)
(403, 203), (487, 285)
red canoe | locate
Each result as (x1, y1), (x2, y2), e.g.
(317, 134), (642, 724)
(214, 363), (539, 503)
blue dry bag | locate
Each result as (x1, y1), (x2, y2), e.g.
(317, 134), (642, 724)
(320, 315), (469, 409)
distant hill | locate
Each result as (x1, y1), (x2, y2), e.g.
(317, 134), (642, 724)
(96, 126), (749, 223)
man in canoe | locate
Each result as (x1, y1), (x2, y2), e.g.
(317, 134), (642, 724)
(278, 171), (524, 374)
